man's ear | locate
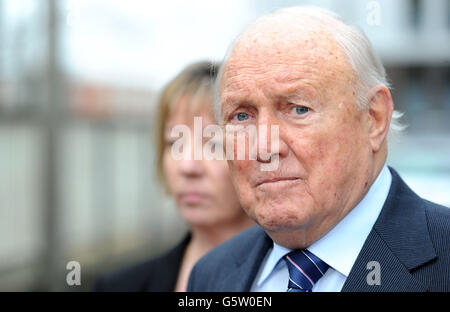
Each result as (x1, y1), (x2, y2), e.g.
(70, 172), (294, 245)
(366, 85), (393, 153)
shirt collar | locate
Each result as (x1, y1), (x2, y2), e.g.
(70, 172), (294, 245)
(256, 165), (392, 286)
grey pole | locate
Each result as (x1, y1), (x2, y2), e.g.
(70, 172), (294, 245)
(39, 0), (66, 291)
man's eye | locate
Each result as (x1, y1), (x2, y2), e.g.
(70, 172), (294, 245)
(293, 106), (309, 115)
(234, 112), (250, 121)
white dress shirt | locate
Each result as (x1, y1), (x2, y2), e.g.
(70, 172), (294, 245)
(251, 165), (392, 292)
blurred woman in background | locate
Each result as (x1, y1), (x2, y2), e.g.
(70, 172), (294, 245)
(94, 61), (254, 292)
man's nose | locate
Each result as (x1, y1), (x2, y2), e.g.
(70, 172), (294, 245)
(255, 113), (289, 163)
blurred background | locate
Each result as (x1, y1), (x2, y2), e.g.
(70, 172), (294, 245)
(0, 0), (449, 291)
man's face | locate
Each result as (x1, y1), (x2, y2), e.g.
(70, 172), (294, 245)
(220, 27), (375, 248)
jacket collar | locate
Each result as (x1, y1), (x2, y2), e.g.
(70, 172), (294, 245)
(374, 168), (436, 270)
(342, 167), (436, 291)
(222, 226), (273, 291)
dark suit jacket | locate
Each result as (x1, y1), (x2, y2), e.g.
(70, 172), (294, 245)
(94, 234), (190, 291)
(188, 168), (450, 292)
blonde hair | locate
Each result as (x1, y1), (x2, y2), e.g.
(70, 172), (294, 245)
(155, 61), (219, 191)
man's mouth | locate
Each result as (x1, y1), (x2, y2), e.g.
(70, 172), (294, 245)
(255, 177), (300, 187)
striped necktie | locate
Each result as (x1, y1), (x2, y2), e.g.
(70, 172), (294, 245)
(283, 249), (330, 292)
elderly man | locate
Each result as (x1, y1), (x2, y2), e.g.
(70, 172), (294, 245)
(188, 7), (449, 292)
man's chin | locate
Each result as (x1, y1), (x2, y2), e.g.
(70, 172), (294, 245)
(259, 221), (303, 233)
(264, 227), (313, 249)
(255, 216), (311, 233)
(252, 213), (315, 248)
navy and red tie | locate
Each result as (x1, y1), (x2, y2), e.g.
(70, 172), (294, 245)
(283, 249), (330, 292)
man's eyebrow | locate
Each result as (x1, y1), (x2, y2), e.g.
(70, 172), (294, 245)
(280, 88), (317, 102)
(280, 81), (319, 100)
(283, 92), (309, 101)
(221, 93), (253, 108)
(221, 100), (248, 116)
(220, 100), (238, 117)
(222, 97), (241, 106)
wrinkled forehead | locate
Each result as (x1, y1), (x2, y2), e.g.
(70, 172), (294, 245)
(221, 19), (354, 93)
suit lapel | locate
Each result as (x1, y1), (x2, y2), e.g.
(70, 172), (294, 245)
(341, 230), (428, 291)
(220, 227), (272, 291)
(342, 168), (436, 292)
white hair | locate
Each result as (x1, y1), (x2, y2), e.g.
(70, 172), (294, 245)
(214, 6), (405, 138)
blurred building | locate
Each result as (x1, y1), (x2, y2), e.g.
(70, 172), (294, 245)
(0, 0), (449, 291)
